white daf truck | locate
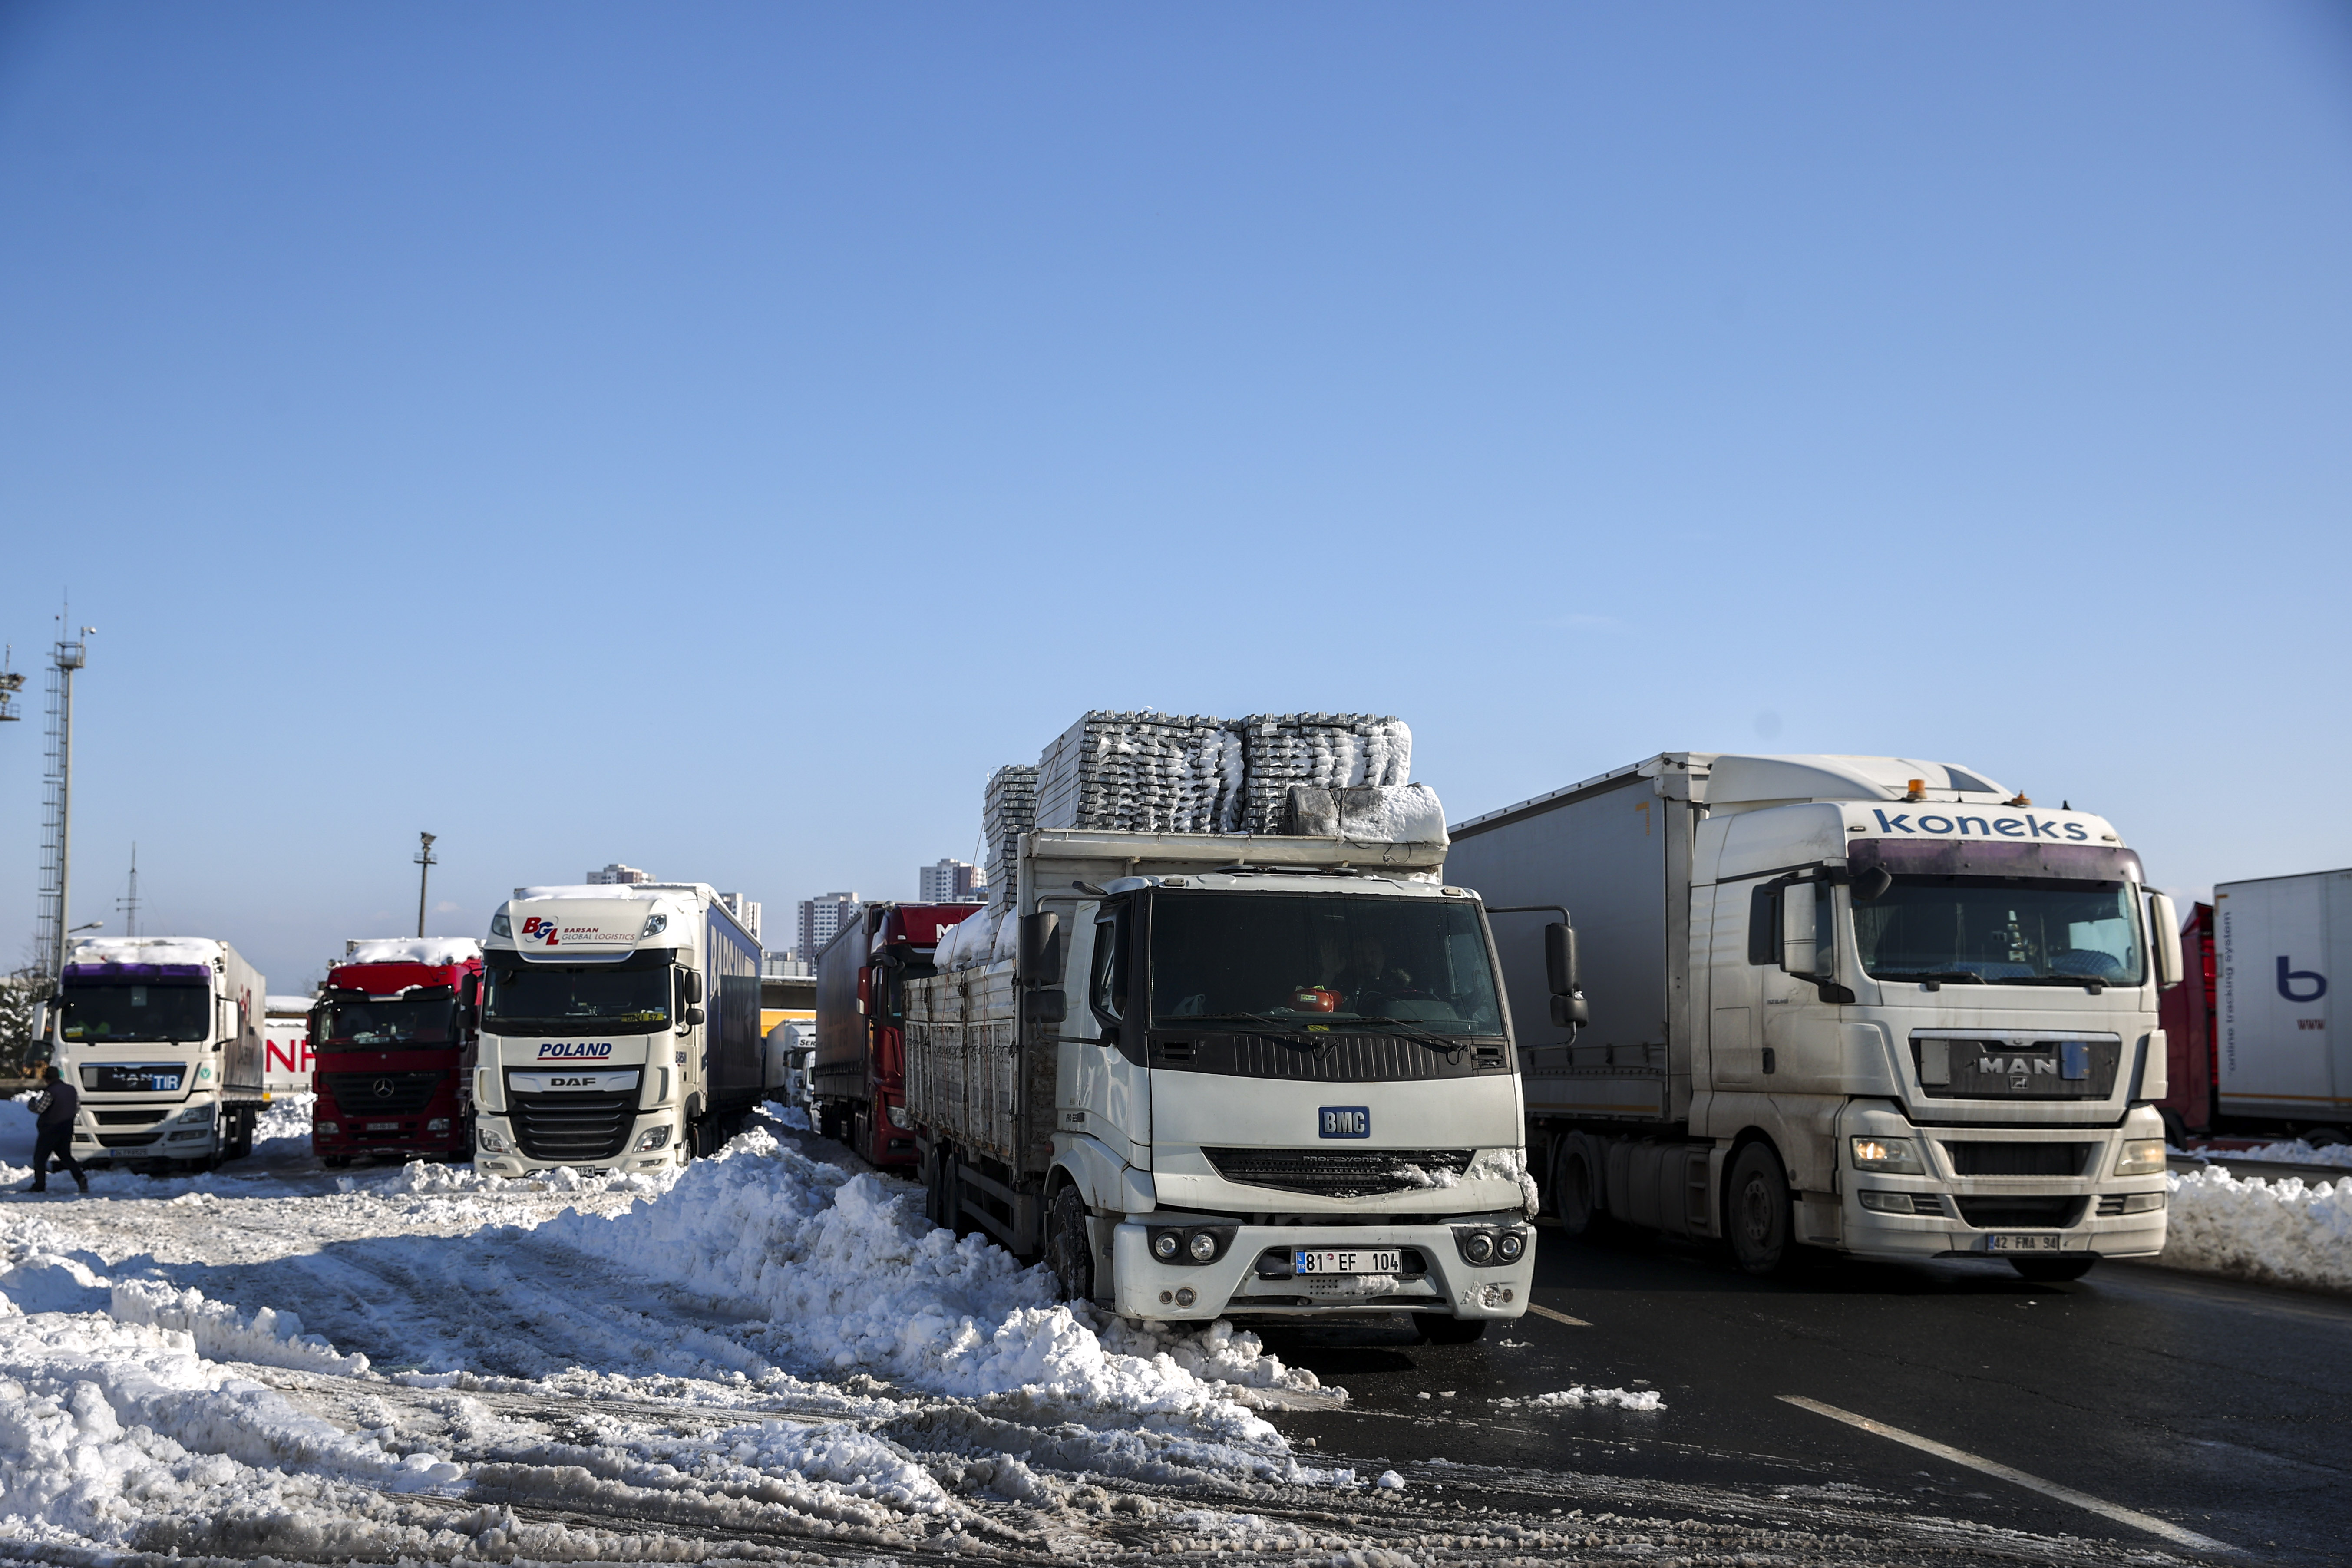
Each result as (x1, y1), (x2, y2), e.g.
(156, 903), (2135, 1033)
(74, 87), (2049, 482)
(473, 882), (764, 1175)
(907, 803), (1549, 1341)
(45, 937), (270, 1170)
(1445, 754), (2174, 1282)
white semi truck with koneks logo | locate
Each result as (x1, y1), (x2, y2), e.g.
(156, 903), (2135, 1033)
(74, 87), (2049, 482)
(905, 712), (1549, 1341)
(45, 937), (271, 1170)
(1444, 753), (2174, 1282)
(473, 883), (764, 1175)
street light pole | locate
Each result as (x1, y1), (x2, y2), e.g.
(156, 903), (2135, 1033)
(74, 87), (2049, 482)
(415, 832), (437, 939)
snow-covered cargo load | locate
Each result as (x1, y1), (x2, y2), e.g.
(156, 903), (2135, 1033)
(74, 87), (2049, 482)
(2211, 867), (2350, 1132)
(1030, 710), (1416, 838)
(905, 713), (1549, 1343)
(47, 936), (269, 1170)
(1446, 752), (2175, 1281)
(474, 883), (762, 1175)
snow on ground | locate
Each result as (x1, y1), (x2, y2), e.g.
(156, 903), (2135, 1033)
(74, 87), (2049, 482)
(2173, 1138), (2352, 1170)
(0, 1101), (1368, 1560)
(2160, 1168), (2352, 1292)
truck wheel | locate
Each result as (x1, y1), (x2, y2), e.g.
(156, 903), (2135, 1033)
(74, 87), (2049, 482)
(2010, 1257), (2098, 1283)
(1414, 1315), (1488, 1344)
(938, 1152), (968, 1235)
(852, 1109), (872, 1162)
(1726, 1143), (1792, 1276)
(322, 1155), (350, 1169)
(1553, 1145), (1600, 1236)
(1045, 1185), (1095, 1304)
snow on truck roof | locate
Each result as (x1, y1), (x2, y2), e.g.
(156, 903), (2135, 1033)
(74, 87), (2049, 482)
(1451, 752), (2015, 834)
(344, 937), (482, 965)
(66, 937), (225, 967)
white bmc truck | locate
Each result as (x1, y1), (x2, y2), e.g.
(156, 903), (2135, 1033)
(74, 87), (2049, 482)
(474, 883), (764, 1175)
(46, 937), (270, 1170)
(907, 819), (1547, 1341)
(1444, 754), (2176, 1282)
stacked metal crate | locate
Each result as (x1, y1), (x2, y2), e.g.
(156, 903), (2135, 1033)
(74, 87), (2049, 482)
(1032, 712), (1243, 834)
(981, 764), (1037, 908)
(1234, 713), (1414, 833)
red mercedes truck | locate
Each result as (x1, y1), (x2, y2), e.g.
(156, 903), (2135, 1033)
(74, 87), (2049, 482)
(310, 938), (484, 1166)
(813, 902), (978, 1168)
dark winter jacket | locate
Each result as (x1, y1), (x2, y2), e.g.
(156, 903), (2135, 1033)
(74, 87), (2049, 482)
(33, 1079), (78, 1128)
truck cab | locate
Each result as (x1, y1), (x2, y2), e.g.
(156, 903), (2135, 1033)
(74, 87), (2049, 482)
(813, 902), (978, 1167)
(309, 938), (482, 1167)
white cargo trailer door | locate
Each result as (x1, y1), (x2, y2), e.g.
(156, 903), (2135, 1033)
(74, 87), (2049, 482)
(2216, 872), (2346, 1121)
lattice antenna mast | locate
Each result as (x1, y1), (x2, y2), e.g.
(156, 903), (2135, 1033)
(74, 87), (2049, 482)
(36, 609), (94, 980)
(415, 832), (438, 939)
(117, 842), (140, 939)
(0, 646), (23, 724)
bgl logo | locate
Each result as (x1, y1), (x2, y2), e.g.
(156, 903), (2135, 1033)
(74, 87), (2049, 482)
(1319, 1106), (1370, 1139)
(519, 916), (561, 947)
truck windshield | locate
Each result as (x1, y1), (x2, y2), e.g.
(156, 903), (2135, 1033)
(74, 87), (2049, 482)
(59, 981), (210, 1044)
(482, 962), (671, 1034)
(1150, 893), (1504, 1035)
(317, 994), (455, 1050)
(1853, 877), (2146, 986)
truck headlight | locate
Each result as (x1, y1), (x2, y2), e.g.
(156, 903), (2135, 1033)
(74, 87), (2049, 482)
(426, 1118), (451, 1132)
(1152, 1230), (1182, 1261)
(175, 1103), (216, 1124)
(317, 1121), (340, 1135)
(2120, 1192), (2166, 1213)
(1850, 1136), (1923, 1174)
(2114, 1139), (2167, 1176)
(1496, 1230), (1526, 1262)
(632, 1126), (672, 1152)
(885, 1103), (912, 1129)
(477, 1126), (511, 1153)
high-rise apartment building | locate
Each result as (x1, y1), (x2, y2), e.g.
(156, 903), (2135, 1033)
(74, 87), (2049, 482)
(717, 893), (762, 942)
(798, 892), (862, 959)
(918, 858), (985, 903)
(587, 863), (652, 886)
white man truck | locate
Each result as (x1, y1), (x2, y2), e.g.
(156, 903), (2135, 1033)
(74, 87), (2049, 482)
(474, 882), (764, 1175)
(46, 937), (270, 1170)
(908, 812), (1551, 1341)
(1445, 754), (2175, 1283)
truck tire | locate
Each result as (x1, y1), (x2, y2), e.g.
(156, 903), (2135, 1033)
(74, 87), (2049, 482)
(1553, 1141), (1601, 1236)
(2010, 1257), (2098, 1283)
(1045, 1185), (1095, 1304)
(1414, 1315), (1488, 1344)
(1726, 1142), (1793, 1276)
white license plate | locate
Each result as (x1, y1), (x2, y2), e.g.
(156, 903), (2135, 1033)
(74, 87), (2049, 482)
(1294, 1248), (1403, 1275)
(1986, 1233), (2063, 1253)
(366, 1122), (401, 1132)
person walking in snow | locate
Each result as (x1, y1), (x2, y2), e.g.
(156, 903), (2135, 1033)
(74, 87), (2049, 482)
(26, 1063), (89, 1195)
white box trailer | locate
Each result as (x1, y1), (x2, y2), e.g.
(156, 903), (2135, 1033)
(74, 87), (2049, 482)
(2213, 868), (2350, 1131)
(263, 994), (316, 1094)
(475, 882), (763, 1175)
(48, 937), (270, 1169)
(1445, 754), (2176, 1281)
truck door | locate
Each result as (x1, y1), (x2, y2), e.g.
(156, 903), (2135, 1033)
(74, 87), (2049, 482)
(1708, 884), (1762, 1089)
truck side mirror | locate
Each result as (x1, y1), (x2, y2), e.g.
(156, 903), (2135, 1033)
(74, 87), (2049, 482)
(1025, 988), (1067, 1026)
(1781, 881), (1819, 976)
(1544, 922), (1579, 996)
(1020, 911), (1061, 982)
(2150, 890), (2181, 987)
(1549, 993), (1589, 1028)
(682, 1003), (707, 1028)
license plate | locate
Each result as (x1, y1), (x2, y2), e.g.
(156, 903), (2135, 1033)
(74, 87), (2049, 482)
(1986, 1233), (2063, 1253)
(1294, 1248), (1402, 1275)
(366, 1122), (400, 1131)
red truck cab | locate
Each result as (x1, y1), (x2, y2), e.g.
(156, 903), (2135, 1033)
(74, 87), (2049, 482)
(310, 946), (483, 1166)
(2156, 900), (2217, 1142)
(813, 902), (978, 1168)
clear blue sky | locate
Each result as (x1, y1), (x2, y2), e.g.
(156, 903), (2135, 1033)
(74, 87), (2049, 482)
(3, 3), (2348, 989)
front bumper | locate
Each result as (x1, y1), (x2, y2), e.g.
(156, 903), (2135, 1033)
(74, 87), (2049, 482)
(471, 1112), (685, 1176)
(1110, 1218), (1536, 1323)
(1836, 1103), (2169, 1261)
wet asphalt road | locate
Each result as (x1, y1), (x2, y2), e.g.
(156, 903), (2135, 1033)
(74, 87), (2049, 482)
(1263, 1227), (2352, 1565)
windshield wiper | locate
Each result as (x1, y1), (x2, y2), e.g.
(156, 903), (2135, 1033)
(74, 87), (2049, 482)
(1879, 971), (1988, 984)
(1346, 1016), (1479, 1053)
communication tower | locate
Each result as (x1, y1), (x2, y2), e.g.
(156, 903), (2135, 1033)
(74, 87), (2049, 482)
(35, 609), (94, 979)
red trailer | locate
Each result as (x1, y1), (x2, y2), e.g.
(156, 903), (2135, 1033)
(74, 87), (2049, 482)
(310, 938), (484, 1166)
(2156, 901), (2217, 1141)
(813, 902), (978, 1168)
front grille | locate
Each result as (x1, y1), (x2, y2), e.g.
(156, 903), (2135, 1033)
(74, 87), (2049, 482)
(1204, 1147), (1473, 1197)
(510, 1092), (634, 1163)
(1954, 1195), (2087, 1230)
(1942, 1142), (2092, 1177)
(2097, 1194), (2126, 1216)
(93, 1110), (166, 1127)
(97, 1132), (164, 1148)
(321, 1071), (446, 1115)
(1151, 1034), (1508, 1083)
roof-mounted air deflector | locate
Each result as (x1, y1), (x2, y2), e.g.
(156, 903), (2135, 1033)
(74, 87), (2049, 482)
(1703, 755), (2010, 808)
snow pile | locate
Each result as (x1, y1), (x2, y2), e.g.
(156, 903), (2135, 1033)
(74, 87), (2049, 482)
(109, 1280), (373, 1377)
(365, 1159), (677, 1199)
(2161, 1169), (2352, 1292)
(1494, 1386), (1665, 1412)
(342, 937), (483, 966)
(251, 1092), (316, 1149)
(542, 1129), (1328, 1459)
(65, 936), (221, 967)
(935, 903), (1005, 972)
(1281, 784), (1449, 846)
(2180, 1139), (2352, 1170)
